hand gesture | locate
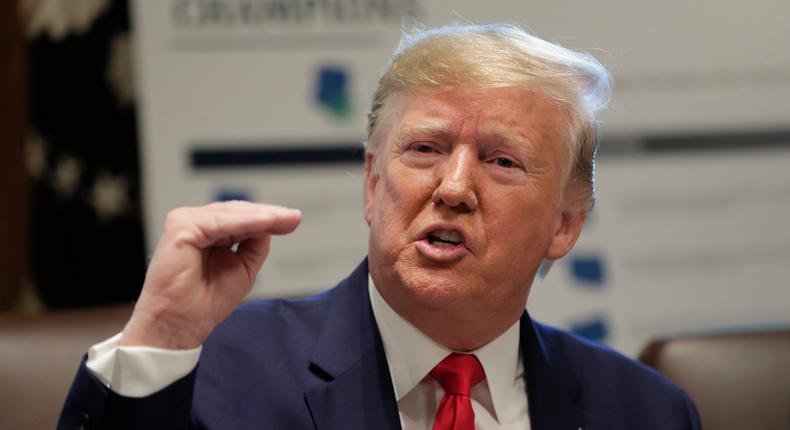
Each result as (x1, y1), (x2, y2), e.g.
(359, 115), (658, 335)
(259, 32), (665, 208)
(119, 201), (302, 349)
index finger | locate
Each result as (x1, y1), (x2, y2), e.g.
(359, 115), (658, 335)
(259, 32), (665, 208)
(164, 201), (302, 249)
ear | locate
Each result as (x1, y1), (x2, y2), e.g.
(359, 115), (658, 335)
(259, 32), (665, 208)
(363, 152), (379, 225)
(545, 207), (588, 260)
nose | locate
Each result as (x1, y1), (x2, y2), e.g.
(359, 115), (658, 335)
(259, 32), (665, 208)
(432, 146), (479, 212)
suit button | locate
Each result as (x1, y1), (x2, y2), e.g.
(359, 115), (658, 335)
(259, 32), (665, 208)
(74, 411), (90, 429)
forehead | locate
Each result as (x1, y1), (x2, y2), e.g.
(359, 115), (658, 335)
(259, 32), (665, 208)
(381, 86), (569, 147)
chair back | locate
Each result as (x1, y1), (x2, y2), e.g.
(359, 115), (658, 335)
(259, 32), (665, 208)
(640, 330), (790, 430)
(0, 305), (133, 429)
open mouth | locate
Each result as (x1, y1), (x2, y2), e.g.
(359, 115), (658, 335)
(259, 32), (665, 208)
(426, 229), (463, 248)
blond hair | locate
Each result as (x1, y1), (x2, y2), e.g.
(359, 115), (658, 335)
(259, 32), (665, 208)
(366, 23), (612, 207)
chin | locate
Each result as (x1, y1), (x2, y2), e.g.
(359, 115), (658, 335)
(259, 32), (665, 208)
(394, 259), (477, 309)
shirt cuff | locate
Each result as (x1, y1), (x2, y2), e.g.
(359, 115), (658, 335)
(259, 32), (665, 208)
(85, 333), (202, 398)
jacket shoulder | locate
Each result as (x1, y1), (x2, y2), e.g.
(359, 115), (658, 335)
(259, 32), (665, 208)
(193, 282), (357, 428)
(535, 322), (700, 428)
(201, 282), (348, 372)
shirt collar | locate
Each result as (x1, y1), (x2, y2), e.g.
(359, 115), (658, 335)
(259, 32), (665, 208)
(369, 276), (523, 422)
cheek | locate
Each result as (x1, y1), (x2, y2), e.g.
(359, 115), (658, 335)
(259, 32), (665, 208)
(486, 191), (558, 253)
(372, 169), (434, 234)
(370, 171), (411, 226)
(383, 164), (432, 204)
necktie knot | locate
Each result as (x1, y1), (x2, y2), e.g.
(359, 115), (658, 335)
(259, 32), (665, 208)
(430, 353), (485, 397)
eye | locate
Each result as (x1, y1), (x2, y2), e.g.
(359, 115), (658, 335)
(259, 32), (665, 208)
(400, 142), (443, 167)
(408, 143), (438, 154)
(494, 157), (515, 168)
(488, 155), (521, 169)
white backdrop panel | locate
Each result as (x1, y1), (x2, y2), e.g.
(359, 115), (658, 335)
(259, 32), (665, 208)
(132, 0), (790, 355)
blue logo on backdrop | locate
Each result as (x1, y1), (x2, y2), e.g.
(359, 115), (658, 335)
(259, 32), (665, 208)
(570, 316), (609, 342)
(315, 66), (351, 120)
(569, 255), (606, 286)
(215, 189), (252, 202)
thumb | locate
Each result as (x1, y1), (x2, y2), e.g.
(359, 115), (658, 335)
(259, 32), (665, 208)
(227, 208), (301, 284)
(235, 235), (273, 281)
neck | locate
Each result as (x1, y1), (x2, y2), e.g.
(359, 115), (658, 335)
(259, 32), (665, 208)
(371, 276), (525, 351)
(403, 306), (522, 351)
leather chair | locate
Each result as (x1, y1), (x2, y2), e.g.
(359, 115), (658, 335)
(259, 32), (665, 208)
(639, 330), (790, 430)
(0, 304), (133, 429)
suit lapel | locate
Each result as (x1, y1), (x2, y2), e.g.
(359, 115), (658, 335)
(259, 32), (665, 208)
(521, 312), (585, 430)
(304, 260), (401, 430)
(302, 261), (586, 430)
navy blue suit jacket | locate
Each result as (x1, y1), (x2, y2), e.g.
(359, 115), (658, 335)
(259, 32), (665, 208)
(59, 260), (701, 429)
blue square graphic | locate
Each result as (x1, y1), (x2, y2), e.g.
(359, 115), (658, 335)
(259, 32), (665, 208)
(570, 256), (605, 285)
(570, 317), (609, 342)
(215, 189), (252, 202)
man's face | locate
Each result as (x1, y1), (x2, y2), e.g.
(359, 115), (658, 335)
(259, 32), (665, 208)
(365, 86), (586, 331)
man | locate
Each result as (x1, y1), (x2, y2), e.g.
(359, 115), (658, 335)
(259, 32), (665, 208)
(59, 23), (700, 429)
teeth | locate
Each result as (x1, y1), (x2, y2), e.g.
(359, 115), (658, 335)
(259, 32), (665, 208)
(434, 229), (462, 243)
(428, 229), (462, 247)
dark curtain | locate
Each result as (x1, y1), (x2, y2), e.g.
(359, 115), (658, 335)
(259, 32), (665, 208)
(0, 0), (27, 310)
(27, 0), (145, 308)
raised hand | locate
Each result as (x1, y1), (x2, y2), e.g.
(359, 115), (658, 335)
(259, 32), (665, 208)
(119, 201), (302, 349)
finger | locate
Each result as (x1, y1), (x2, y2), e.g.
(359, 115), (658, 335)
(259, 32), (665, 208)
(198, 208), (301, 246)
(235, 235), (272, 281)
(163, 203), (302, 249)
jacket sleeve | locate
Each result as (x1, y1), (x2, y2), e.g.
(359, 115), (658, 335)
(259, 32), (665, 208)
(683, 392), (702, 430)
(57, 356), (198, 430)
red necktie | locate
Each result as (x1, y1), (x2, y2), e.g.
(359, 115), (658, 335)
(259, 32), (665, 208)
(430, 353), (486, 430)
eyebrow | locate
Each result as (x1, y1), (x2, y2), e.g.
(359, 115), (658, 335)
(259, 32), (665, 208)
(479, 123), (541, 161)
(394, 121), (452, 142)
(480, 123), (532, 147)
(392, 121), (540, 160)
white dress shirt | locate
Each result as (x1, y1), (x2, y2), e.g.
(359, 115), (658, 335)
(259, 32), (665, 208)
(86, 332), (201, 397)
(369, 278), (530, 429)
(86, 276), (531, 429)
